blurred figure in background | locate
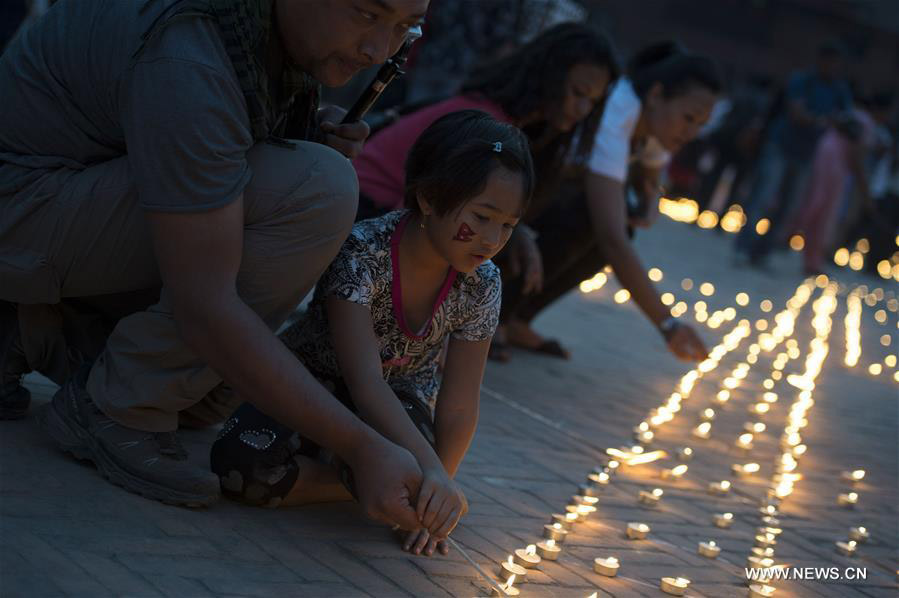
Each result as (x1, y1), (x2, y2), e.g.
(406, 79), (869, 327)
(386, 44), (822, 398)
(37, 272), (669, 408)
(793, 110), (877, 275)
(734, 41), (852, 267)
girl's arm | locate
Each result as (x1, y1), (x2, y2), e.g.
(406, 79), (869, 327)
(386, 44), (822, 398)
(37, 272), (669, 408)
(326, 296), (466, 536)
(433, 337), (490, 477)
(326, 296), (445, 473)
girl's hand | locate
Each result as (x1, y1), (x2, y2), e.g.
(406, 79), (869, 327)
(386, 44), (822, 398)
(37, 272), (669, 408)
(416, 467), (468, 538)
(401, 528), (450, 556)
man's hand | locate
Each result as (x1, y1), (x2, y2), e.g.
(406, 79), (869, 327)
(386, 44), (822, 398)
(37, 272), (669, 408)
(665, 323), (709, 362)
(318, 105), (370, 159)
(416, 467), (468, 539)
(401, 528), (450, 557)
(351, 437), (423, 530)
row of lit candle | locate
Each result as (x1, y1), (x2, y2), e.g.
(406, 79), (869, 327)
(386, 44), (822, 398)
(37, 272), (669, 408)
(489, 276), (880, 597)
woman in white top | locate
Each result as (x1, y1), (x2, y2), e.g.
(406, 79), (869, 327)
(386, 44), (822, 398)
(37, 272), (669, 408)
(500, 42), (721, 361)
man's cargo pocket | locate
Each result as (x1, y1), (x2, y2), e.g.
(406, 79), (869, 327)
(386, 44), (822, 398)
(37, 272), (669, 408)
(0, 249), (60, 304)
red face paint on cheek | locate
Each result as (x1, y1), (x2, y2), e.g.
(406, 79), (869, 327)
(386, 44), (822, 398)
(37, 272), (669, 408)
(452, 222), (475, 242)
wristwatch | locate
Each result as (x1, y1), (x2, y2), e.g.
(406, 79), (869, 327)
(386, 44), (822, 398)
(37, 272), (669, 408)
(658, 317), (682, 342)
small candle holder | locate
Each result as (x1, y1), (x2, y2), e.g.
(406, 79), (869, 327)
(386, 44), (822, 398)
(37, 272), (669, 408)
(579, 483), (601, 498)
(746, 556), (775, 570)
(757, 526), (782, 537)
(748, 584), (776, 598)
(751, 546), (775, 559)
(587, 471), (610, 487)
(661, 464), (688, 480)
(698, 540), (720, 558)
(736, 433), (755, 451)
(713, 512), (734, 528)
(660, 576), (690, 596)
(550, 512), (578, 530)
(754, 533), (777, 549)
(490, 576), (520, 597)
(571, 494), (599, 507)
(708, 480), (731, 495)
(836, 540), (857, 556)
(543, 523), (568, 543)
(744, 421), (766, 433)
(675, 447), (693, 462)
(593, 556), (619, 577)
(564, 504), (582, 519)
(513, 545), (541, 569)
(499, 556), (527, 583)
(535, 539), (560, 560)
(638, 488), (663, 507)
(750, 402), (770, 415)
(837, 492), (859, 508)
(634, 428), (655, 444)
(626, 522), (650, 540)
(759, 504), (779, 517)
(849, 526), (870, 542)
(732, 462), (760, 477)
(571, 503), (596, 517)
(692, 423), (711, 440)
(841, 469), (865, 484)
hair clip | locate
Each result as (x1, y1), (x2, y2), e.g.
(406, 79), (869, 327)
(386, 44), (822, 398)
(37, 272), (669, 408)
(493, 142), (503, 153)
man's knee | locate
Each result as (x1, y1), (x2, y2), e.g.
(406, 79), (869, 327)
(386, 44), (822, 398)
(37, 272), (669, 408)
(244, 140), (358, 241)
(303, 142), (359, 240)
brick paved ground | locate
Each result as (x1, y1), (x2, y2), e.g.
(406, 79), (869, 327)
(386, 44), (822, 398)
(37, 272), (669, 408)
(2, 218), (896, 597)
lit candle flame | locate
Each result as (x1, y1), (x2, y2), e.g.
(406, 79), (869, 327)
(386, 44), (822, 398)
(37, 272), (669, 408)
(546, 539), (555, 548)
(526, 544), (536, 556)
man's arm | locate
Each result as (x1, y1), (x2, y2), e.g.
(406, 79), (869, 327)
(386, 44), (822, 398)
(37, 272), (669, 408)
(325, 296), (466, 536)
(145, 198), (422, 528)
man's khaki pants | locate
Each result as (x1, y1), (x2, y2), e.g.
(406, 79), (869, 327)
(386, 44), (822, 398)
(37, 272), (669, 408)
(0, 140), (358, 432)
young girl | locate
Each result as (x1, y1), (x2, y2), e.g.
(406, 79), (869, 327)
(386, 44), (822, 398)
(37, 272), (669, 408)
(501, 41), (721, 362)
(353, 23), (618, 360)
(211, 110), (534, 556)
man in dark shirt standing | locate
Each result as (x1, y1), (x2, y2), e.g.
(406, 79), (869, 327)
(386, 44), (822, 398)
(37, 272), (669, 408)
(0, 0), (432, 531)
(734, 40), (852, 266)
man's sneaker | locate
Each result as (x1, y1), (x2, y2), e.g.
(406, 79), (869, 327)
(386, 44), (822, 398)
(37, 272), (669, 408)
(1, 301), (30, 420)
(37, 367), (220, 507)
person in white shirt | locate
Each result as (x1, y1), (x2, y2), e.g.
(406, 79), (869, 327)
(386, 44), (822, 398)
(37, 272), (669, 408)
(500, 42), (720, 362)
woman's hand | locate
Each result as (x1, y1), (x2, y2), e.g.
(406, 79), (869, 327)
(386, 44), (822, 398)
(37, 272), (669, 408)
(401, 528), (450, 556)
(665, 322), (709, 362)
(416, 467), (468, 539)
(507, 227), (544, 294)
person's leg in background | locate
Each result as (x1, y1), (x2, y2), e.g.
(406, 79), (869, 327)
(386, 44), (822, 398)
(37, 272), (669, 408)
(749, 154), (812, 265)
(503, 188), (605, 357)
(734, 141), (787, 260)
